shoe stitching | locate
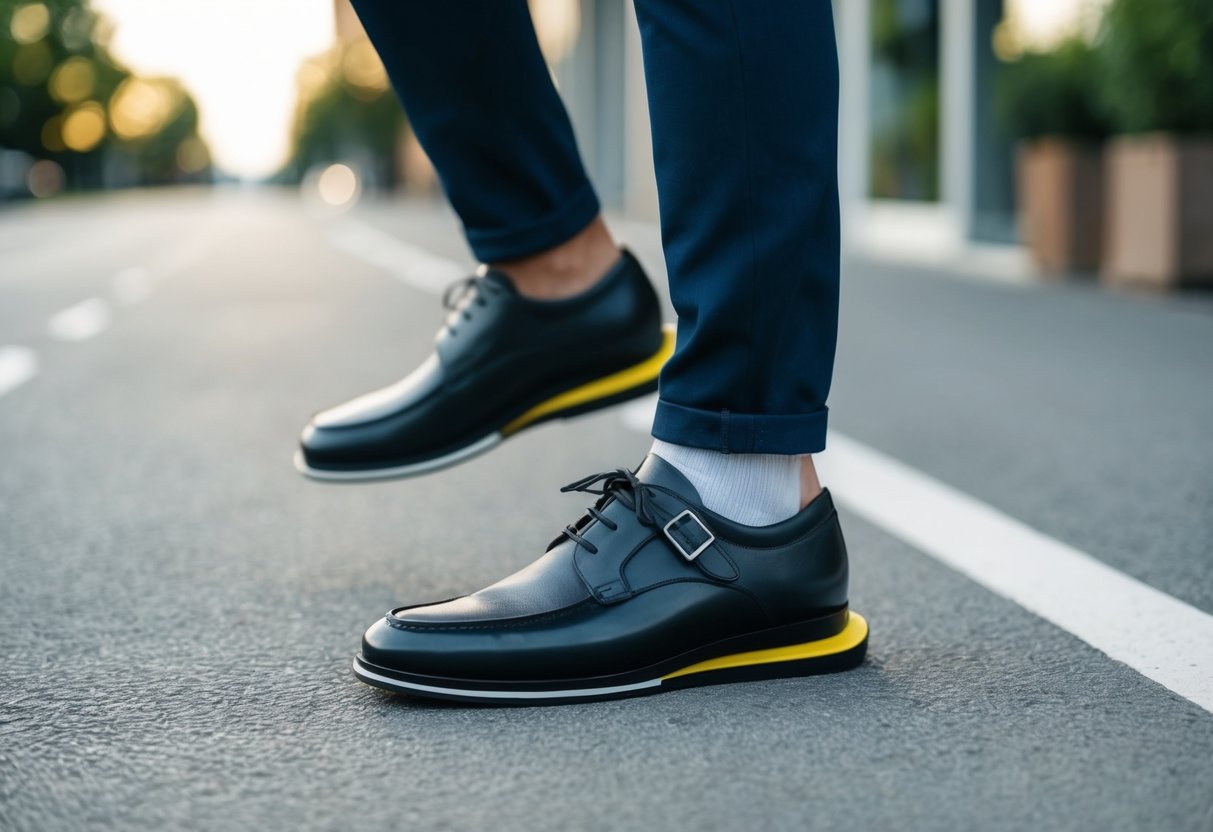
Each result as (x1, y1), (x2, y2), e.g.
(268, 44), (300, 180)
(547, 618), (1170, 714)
(386, 598), (597, 632)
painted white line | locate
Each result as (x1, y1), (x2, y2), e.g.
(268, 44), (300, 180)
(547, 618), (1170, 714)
(326, 219), (465, 294)
(619, 395), (1213, 714)
(111, 267), (153, 306)
(110, 236), (212, 306)
(0, 346), (38, 398)
(47, 298), (112, 342)
(817, 433), (1213, 714)
(621, 394), (658, 434)
(152, 235), (211, 279)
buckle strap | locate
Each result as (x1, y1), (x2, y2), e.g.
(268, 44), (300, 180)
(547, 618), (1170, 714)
(567, 478), (740, 605)
(646, 495), (737, 583)
(663, 510), (715, 562)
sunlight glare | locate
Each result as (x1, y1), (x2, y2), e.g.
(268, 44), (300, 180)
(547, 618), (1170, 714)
(49, 57), (98, 103)
(61, 101), (107, 152)
(91, 0), (337, 179)
(317, 163), (359, 207)
(10, 3), (51, 44)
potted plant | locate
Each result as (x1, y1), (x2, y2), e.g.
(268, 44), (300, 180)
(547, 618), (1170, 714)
(997, 38), (1111, 275)
(1095, 0), (1213, 287)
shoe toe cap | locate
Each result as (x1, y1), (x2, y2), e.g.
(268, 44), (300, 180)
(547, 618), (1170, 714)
(298, 357), (447, 468)
(297, 418), (351, 460)
(360, 614), (452, 675)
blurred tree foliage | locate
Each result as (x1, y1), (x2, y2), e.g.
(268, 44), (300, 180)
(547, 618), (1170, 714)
(280, 37), (404, 188)
(0, 0), (211, 192)
(1095, 0), (1213, 135)
(996, 39), (1111, 141)
(997, 0), (1213, 141)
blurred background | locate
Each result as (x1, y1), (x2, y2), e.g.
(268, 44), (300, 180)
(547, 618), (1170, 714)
(3, 4), (1213, 828)
(1, 0), (1210, 286)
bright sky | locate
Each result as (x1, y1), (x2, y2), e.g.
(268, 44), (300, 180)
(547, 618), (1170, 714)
(91, 0), (335, 178)
(84, 0), (1106, 178)
(1008, 0), (1110, 45)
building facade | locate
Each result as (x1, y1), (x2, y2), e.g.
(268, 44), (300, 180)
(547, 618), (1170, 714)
(540, 0), (1102, 265)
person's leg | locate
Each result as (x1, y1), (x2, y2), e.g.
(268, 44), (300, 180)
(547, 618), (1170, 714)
(632, 0), (841, 521)
(349, 2), (864, 702)
(349, 0), (602, 273)
(351, 0), (617, 298)
(299, 0), (671, 481)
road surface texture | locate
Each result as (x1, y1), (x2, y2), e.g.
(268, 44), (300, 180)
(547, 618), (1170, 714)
(2, 189), (1211, 832)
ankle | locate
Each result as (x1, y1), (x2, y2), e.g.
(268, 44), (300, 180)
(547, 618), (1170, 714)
(491, 217), (620, 300)
(652, 440), (801, 527)
(800, 455), (822, 509)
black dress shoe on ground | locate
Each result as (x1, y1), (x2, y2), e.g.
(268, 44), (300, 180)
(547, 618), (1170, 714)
(352, 454), (868, 704)
(296, 249), (673, 481)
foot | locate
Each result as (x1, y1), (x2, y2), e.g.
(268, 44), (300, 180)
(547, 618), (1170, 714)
(296, 249), (672, 481)
(352, 454), (868, 704)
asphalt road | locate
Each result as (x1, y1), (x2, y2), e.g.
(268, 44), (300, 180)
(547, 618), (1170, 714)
(1, 188), (1212, 832)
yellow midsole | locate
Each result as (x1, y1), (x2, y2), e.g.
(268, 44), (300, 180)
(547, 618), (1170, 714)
(500, 323), (676, 437)
(662, 611), (869, 681)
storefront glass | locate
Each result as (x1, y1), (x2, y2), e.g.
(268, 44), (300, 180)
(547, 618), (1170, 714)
(868, 0), (941, 201)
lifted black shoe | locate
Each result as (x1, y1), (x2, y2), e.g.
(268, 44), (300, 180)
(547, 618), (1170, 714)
(352, 454), (868, 705)
(296, 249), (672, 481)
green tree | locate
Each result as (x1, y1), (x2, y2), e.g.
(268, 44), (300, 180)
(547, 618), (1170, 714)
(1094, 0), (1213, 134)
(281, 39), (404, 188)
(1, 0), (212, 191)
(996, 38), (1111, 142)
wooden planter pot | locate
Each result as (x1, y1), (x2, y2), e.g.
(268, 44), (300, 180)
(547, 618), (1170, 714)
(1015, 138), (1104, 276)
(1102, 134), (1213, 288)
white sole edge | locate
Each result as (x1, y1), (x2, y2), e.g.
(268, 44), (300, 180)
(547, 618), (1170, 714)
(352, 658), (661, 700)
(294, 432), (502, 482)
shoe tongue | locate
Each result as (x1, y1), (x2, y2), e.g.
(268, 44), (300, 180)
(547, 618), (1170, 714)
(635, 453), (702, 504)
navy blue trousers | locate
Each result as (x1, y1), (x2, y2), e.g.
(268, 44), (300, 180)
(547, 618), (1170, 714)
(350, 0), (840, 454)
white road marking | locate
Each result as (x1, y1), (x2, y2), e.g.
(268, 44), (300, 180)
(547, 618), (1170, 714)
(47, 298), (112, 342)
(0, 346), (38, 398)
(152, 235), (211, 279)
(620, 393), (1213, 715)
(815, 433), (1213, 714)
(110, 236), (211, 306)
(621, 395), (658, 434)
(326, 219), (466, 294)
(111, 267), (153, 305)
(2, 237), (210, 400)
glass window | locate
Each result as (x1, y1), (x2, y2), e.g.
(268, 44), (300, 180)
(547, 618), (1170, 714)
(868, 0), (941, 201)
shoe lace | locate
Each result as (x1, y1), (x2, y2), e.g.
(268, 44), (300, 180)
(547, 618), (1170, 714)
(441, 273), (499, 335)
(559, 468), (659, 555)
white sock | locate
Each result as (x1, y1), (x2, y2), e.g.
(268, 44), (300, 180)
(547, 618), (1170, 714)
(650, 439), (801, 527)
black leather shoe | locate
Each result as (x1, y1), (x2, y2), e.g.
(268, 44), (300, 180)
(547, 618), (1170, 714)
(296, 249), (673, 481)
(352, 454), (868, 704)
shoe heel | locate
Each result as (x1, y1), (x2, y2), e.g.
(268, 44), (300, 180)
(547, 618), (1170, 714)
(501, 323), (676, 435)
(661, 611), (869, 691)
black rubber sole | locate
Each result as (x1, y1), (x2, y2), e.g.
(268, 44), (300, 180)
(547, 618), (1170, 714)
(351, 610), (869, 706)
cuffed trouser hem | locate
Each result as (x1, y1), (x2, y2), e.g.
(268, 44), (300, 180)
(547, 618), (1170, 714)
(651, 398), (829, 455)
(464, 183), (601, 263)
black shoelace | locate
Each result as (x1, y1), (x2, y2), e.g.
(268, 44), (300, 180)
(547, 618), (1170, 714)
(559, 468), (660, 555)
(441, 273), (501, 336)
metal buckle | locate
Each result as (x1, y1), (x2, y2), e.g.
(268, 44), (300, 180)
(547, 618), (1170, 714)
(662, 509), (715, 562)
